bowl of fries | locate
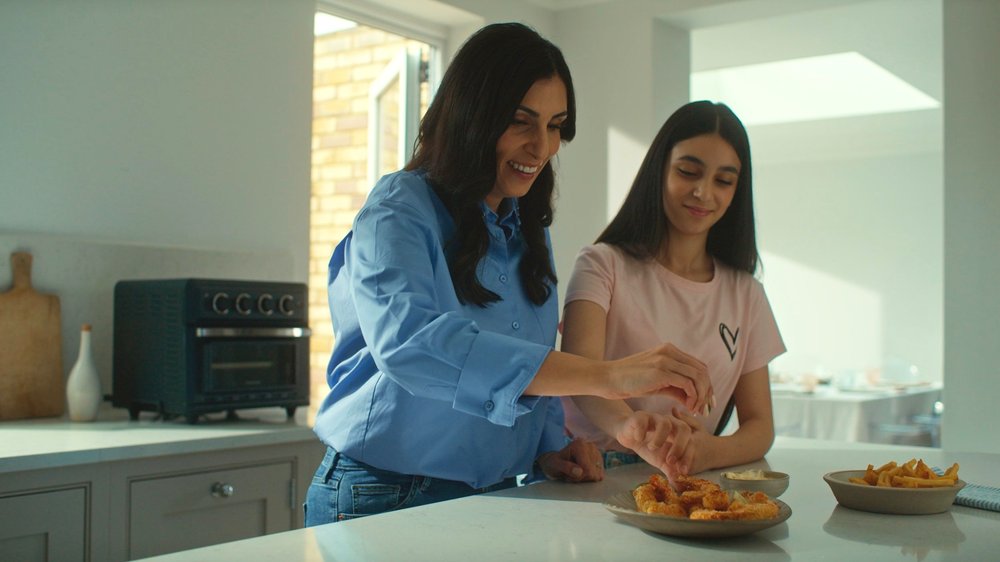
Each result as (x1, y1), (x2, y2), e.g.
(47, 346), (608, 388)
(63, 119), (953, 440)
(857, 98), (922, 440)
(823, 458), (964, 515)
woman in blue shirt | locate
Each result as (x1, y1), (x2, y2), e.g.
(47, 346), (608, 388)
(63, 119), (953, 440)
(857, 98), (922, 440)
(305, 22), (713, 525)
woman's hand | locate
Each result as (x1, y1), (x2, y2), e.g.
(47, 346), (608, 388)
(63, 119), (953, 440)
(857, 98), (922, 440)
(604, 343), (713, 415)
(536, 438), (605, 482)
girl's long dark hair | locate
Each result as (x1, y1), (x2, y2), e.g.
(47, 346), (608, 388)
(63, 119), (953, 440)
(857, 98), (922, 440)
(406, 22), (576, 306)
(597, 101), (758, 275)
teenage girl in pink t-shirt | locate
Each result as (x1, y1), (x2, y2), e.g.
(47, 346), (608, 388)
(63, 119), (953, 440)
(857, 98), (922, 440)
(561, 100), (785, 480)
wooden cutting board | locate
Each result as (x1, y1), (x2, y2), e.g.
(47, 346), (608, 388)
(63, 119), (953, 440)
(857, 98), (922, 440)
(0, 252), (65, 420)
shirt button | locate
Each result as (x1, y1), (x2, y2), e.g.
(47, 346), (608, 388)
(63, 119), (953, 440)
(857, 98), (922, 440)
(484, 400), (495, 411)
(499, 274), (508, 283)
(512, 321), (520, 330)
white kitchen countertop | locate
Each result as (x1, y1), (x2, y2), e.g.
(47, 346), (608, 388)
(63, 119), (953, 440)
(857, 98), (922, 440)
(136, 437), (1000, 562)
(0, 405), (315, 474)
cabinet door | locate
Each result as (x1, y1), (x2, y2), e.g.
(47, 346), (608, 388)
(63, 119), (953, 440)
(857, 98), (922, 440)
(128, 462), (293, 560)
(0, 488), (87, 562)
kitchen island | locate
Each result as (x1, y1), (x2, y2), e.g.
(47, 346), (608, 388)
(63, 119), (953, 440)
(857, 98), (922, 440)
(138, 437), (999, 561)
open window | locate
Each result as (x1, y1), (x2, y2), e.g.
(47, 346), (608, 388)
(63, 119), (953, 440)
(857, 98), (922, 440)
(368, 48), (423, 187)
(309, 11), (438, 421)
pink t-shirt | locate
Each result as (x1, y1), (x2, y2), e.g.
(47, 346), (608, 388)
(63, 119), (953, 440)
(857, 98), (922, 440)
(561, 243), (786, 451)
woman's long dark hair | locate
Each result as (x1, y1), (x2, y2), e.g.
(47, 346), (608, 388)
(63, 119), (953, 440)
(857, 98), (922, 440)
(596, 101), (758, 275)
(406, 22), (576, 307)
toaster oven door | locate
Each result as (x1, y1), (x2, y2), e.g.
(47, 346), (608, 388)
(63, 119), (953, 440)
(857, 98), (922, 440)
(195, 327), (310, 394)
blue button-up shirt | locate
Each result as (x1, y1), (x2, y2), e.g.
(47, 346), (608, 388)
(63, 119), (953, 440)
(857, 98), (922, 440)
(313, 169), (567, 488)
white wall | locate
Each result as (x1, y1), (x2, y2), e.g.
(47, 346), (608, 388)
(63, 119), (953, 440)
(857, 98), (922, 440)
(0, 234), (295, 396)
(689, 0), (944, 383)
(941, 0), (1000, 453)
(755, 151), (942, 380)
(0, 0), (314, 406)
(0, 0), (314, 280)
(549, 3), (691, 285)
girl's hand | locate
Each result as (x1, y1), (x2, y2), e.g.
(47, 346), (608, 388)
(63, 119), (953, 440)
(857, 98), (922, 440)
(605, 343), (713, 415)
(662, 407), (712, 478)
(536, 438), (605, 482)
(614, 410), (691, 478)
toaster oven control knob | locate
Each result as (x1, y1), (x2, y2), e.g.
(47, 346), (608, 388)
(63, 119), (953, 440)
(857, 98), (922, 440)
(211, 292), (231, 315)
(234, 293), (253, 316)
(257, 293), (275, 315)
(278, 294), (295, 316)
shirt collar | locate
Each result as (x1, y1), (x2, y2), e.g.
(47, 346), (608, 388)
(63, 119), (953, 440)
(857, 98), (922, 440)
(481, 198), (522, 235)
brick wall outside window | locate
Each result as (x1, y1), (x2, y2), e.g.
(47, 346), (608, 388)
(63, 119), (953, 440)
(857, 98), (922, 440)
(309, 25), (430, 421)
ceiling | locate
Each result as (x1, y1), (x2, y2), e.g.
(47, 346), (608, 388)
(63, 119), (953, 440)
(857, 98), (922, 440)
(518, 0), (943, 162)
(686, 0), (942, 163)
(360, 0), (942, 162)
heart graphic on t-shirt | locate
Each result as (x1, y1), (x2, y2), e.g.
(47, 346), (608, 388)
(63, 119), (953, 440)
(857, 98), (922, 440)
(719, 323), (739, 360)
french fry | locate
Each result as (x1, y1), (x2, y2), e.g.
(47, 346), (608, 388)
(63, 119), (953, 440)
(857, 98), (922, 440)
(864, 465), (879, 485)
(876, 470), (892, 487)
(850, 458), (960, 489)
(875, 461), (897, 473)
(893, 476), (957, 488)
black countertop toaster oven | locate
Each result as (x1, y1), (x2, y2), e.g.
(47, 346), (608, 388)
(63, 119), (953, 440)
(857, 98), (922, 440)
(112, 278), (311, 423)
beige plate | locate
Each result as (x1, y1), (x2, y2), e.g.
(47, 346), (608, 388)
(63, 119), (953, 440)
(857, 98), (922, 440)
(823, 470), (965, 515)
(603, 491), (792, 539)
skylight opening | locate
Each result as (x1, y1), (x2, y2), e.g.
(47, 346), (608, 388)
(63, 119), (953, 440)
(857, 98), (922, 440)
(315, 12), (357, 36)
(691, 52), (940, 126)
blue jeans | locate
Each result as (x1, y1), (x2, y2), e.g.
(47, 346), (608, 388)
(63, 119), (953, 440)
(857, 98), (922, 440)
(603, 450), (642, 469)
(304, 447), (517, 526)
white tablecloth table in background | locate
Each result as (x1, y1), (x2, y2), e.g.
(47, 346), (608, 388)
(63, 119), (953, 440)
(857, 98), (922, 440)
(771, 384), (942, 443)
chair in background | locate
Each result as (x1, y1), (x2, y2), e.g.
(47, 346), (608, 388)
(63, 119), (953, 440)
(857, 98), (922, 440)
(870, 400), (943, 448)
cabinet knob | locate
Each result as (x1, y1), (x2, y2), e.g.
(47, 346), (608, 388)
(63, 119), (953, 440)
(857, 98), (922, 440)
(211, 482), (235, 498)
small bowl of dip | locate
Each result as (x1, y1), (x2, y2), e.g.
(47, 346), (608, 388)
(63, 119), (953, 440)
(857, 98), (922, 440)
(720, 469), (790, 498)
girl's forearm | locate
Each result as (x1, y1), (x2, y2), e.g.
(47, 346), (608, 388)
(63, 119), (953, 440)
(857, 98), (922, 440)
(702, 418), (775, 471)
(570, 395), (634, 438)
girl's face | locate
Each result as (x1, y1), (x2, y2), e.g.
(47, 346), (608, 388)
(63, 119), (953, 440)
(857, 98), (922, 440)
(487, 76), (568, 211)
(662, 133), (741, 239)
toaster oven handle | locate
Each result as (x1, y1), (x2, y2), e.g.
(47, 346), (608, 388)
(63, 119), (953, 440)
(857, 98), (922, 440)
(194, 327), (312, 339)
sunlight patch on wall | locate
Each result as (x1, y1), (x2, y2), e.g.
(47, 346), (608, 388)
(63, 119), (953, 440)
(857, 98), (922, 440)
(606, 127), (648, 223)
(761, 251), (882, 379)
(691, 52), (940, 126)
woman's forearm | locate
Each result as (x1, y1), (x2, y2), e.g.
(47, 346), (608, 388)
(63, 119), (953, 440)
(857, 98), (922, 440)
(522, 349), (605, 397)
(523, 347), (708, 412)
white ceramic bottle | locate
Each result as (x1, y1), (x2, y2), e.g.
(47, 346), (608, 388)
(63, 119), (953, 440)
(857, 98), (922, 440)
(66, 323), (102, 422)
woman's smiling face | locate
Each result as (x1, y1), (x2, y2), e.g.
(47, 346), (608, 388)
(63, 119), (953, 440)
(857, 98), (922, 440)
(662, 133), (741, 239)
(487, 76), (568, 211)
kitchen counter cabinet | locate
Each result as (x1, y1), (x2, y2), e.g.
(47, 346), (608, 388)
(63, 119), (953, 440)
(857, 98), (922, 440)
(0, 462), (110, 562)
(110, 443), (308, 560)
(126, 461), (292, 560)
(1, 483), (90, 561)
(0, 410), (326, 561)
